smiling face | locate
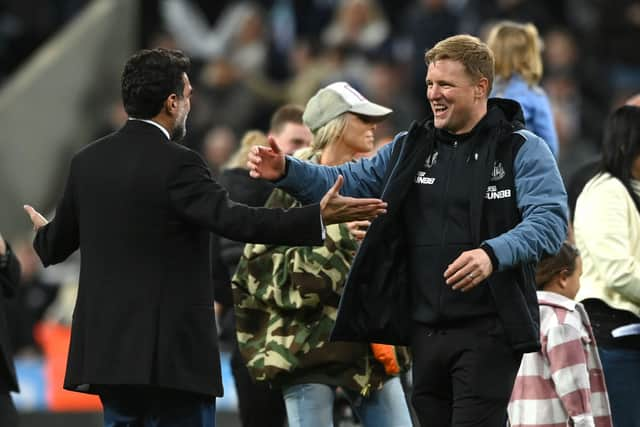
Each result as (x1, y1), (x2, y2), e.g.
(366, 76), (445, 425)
(426, 59), (488, 134)
(340, 113), (378, 155)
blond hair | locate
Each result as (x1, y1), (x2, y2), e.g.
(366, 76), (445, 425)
(425, 34), (495, 93)
(486, 21), (543, 86)
(223, 130), (268, 170)
(311, 113), (348, 152)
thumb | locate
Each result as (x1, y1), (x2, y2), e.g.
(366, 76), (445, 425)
(23, 205), (36, 217)
(328, 175), (344, 197)
(23, 204), (46, 227)
(267, 135), (282, 154)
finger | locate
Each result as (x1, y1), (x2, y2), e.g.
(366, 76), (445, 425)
(350, 229), (366, 240)
(328, 175), (344, 197)
(267, 135), (282, 154)
(357, 208), (387, 220)
(459, 273), (483, 292)
(351, 220), (371, 228)
(341, 196), (387, 208)
(448, 268), (475, 287)
(248, 150), (261, 164)
(444, 252), (473, 279)
(451, 273), (475, 290)
(23, 204), (37, 221)
(24, 205), (47, 227)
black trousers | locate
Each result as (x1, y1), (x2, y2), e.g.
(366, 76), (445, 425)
(230, 345), (286, 427)
(410, 319), (522, 427)
(0, 392), (19, 426)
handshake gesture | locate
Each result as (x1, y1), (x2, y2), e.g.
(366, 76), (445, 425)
(251, 137), (387, 225)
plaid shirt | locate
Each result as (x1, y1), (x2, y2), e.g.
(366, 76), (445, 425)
(508, 291), (613, 427)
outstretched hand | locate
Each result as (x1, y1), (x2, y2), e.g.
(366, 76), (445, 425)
(23, 205), (48, 231)
(320, 176), (387, 225)
(247, 136), (286, 180)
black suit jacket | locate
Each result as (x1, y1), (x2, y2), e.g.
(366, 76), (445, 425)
(33, 120), (323, 397)
(0, 245), (20, 393)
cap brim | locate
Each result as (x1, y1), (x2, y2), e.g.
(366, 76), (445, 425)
(349, 102), (393, 120)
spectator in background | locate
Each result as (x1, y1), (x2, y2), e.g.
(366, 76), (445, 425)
(486, 21), (559, 158)
(201, 125), (237, 178)
(234, 82), (412, 427)
(509, 242), (613, 427)
(160, 0), (265, 68)
(573, 105), (640, 427)
(215, 130), (285, 427)
(0, 232), (21, 427)
(322, 0), (390, 54)
(598, 0), (640, 100)
(165, 1), (271, 140)
(215, 106), (313, 427)
(566, 93), (640, 225)
(214, 103), (312, 426)
(268, 104), (313, 155)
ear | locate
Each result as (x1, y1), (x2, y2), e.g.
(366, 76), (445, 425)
(164, 94), (178, 114)
(475, 77), (489, 99)
(556, 269), (570, 289)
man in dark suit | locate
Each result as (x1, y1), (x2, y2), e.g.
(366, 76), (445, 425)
(22, 48), (386, 427)
(0, 233), (20, 427)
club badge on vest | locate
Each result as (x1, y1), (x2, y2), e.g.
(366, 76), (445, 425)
(490, 161), (506, 182)
(414, 151), (439, 184)
(414, 171), (435, 185)
(485, 161), (511, 198)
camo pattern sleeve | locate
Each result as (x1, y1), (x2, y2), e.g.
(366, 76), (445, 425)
(231, 150), (405, 392)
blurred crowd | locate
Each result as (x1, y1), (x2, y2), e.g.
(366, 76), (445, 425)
(135, 0), (640, 181)
(2, 0), (640, 180)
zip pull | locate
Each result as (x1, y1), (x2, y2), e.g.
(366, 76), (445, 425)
(360, 383), (372, 397)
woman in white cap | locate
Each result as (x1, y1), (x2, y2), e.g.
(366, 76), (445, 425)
(232, 82), (413, 427)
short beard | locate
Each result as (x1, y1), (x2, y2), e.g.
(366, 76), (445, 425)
(171, 121), (187, 142)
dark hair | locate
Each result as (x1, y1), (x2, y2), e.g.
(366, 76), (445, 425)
(269, 104), (304, 134)
(535, 242), (580, 290)
(121, 48), (190, 119)
(600, 105), (640, 212)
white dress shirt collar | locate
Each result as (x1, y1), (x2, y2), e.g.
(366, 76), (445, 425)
(128, 118), (171, 140)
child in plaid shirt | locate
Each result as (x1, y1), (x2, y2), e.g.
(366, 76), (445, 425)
(508, 242), (613, 427)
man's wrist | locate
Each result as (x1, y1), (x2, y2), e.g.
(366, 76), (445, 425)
(274, 157), (290, 184)
(480, 243), (499, 271)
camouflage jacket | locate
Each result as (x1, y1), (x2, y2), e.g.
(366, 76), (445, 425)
(232, 149), (409, 393)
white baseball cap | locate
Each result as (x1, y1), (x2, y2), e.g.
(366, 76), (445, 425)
(302, 81), (392, 131)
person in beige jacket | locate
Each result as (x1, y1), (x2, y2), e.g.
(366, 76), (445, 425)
(574, 105), (640, 427)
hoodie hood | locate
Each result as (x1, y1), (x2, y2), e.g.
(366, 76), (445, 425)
(487, 97), (525, 130)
